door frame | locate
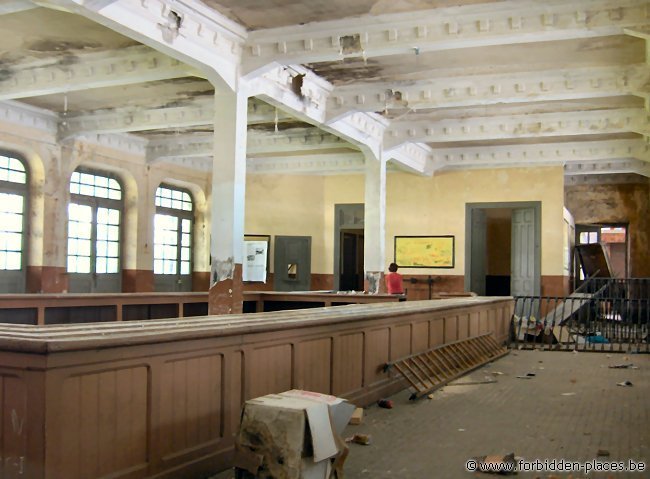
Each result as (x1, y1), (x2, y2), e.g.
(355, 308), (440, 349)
(333, 204), (364, 291)
(465, 201), (541, 296)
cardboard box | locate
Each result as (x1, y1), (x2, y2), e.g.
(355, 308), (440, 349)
(234, 390), (355, 479)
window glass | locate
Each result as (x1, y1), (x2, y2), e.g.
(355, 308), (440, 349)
(154, 186), (193, 276)
(0, 155), (27, 272)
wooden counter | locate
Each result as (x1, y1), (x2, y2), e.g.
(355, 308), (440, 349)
(0, 297), (513, 478)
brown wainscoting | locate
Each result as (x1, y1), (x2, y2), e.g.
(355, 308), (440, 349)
(27, 266), (68, 293)
(0, 298), (512, 479)
(243, 273), (275, 292)
(541, 275), (571, 297)
(122, 269), (154, 293)
(311, 273), (335, 291)
(208, 263), (244, 315)
(401, 274), (466, 300)
(192, 271), (210, 292)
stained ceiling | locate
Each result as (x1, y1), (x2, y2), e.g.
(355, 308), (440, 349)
(0, 1), (648, 178)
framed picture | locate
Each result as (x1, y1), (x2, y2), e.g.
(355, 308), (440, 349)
(243, 234), (271, 282)
(394, 235), (455, 268)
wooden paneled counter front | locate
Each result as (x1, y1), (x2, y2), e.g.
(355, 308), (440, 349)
(0, 297), (513, 479)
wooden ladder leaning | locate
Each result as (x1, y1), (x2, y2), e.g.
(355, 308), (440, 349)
(384, 333), (509, 400)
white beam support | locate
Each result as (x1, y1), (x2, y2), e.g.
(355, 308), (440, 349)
(386, 108), (649, 147)
(364, 150), (387, 294)
(37, 0), (246, 90)
(244, 0), (648, 74)
(0, 46), (199, 101)
(329, 64), (648, 116)
(384, 142), (434, 176)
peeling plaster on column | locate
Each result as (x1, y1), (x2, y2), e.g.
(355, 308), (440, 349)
(365, 271), (382, 294)
(211, 257), (234, 286)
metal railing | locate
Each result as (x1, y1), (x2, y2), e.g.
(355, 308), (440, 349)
(511, 279), (650, 353)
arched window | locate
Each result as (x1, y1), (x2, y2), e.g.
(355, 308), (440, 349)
(154, 185), (193, 291)
(67, 169), (122, 292)
(0, 152), (28, 293)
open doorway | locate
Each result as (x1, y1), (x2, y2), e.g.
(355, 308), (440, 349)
(340, 230), (364, 291)
(575, 223), (628, 284)
(465, 202), (541, 297)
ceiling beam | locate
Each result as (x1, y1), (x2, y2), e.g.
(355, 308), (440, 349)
(146, 127), (353, 161)
(385, 142), (433, 176)
(37, 0), (246, 90)
(328, 64), (647, 116)
(433, 139), (650, 171)
(243, 0), (648, 75)
(0, 45), (199, 101)
(0, 0), (36, 15)
(385, 108), (648, 147)
(59, 98), (215, 137)
(247, 151), (364, 175)
(564, 158), (650, 177)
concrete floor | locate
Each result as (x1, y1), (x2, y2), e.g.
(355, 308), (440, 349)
(215, 350), (650, 478)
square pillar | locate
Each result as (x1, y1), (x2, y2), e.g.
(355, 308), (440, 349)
(363, 150), (387, 294)
(209, 90), (248, 314)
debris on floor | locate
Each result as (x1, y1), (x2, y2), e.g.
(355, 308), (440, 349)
(616, 380), (633, 387)
(561, 392), (576, 396)
(609, 363), (638, 369)
(346, 433), (372, 445)
(349, 408), (364, 425)
(447, 376), (496, 386)
(597, 449), (610, 457)
(516, 372), (536, 379)
(377, 399), (393, 409)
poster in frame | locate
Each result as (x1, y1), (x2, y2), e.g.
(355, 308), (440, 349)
(394, 235), (455, 268)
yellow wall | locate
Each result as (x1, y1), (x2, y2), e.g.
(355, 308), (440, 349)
(386, 167), (566, 276)
(244, 166), (566, 277)
(245, 175), (326, 272)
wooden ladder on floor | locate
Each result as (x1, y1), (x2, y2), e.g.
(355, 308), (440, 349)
(384, 333), (509, 400)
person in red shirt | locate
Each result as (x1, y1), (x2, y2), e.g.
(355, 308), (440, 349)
(385, 262), (404, 294)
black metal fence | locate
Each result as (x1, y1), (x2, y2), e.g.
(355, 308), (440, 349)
(511, 279), (650, 353)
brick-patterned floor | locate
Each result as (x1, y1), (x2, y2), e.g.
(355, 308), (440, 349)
(215, 350), (650, 478)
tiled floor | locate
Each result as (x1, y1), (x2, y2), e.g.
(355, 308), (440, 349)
(215, 350), (650, 478)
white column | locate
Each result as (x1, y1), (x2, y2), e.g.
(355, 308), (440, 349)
(209, 89), (248, 314)
(363, 149), (387, 294)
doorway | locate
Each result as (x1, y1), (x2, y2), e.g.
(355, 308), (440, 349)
(465, 202), (541, 297)
(575, 223), (628, 284)
(339, 230), (364, 291)
(333, 204), (364, 291)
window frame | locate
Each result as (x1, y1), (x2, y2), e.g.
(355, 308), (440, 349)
(67, 168), (123, 277)
(153, 184), (194, 284)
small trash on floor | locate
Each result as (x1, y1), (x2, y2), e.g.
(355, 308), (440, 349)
(349, 407), (364, 425)
(491, 371), (505, 376)
(427, 393), (435, 399)
(597, 449), (610, 457)
(609, 363), (637, 369)
(617, 380), (633, 387)
(458, 428), (465, 432)
(448, 376), (496, 386)
(561, 392), (576, 396)
(346, 433), (372, 445)
(468, 452), (517, 475)
(516, 372), (536, 379)
(377, 399), (393, 409)
(570, 378), (577, 384)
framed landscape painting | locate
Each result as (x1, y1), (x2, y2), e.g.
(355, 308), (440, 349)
(394, 235), (455, 268)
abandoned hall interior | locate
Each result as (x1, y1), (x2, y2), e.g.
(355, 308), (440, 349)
(0, 0), (649, 477)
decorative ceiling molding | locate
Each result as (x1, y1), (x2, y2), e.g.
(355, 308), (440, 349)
(247, 151), (364, 175)
(58, 98), (216, 138)
(146, 127), (352, 161)
(564, 158), (650, 177)
(0, 45), (199, 101)
(328, 64), (648, 116)
(243, 0), (648, 75)
(0, 1), (36, 15)
(433, 139), (650, 170)
(0, 100), (59, 135)
(385, 108), (648, 148)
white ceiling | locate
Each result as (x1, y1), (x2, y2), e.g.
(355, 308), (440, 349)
(0, 0), (649, 179)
